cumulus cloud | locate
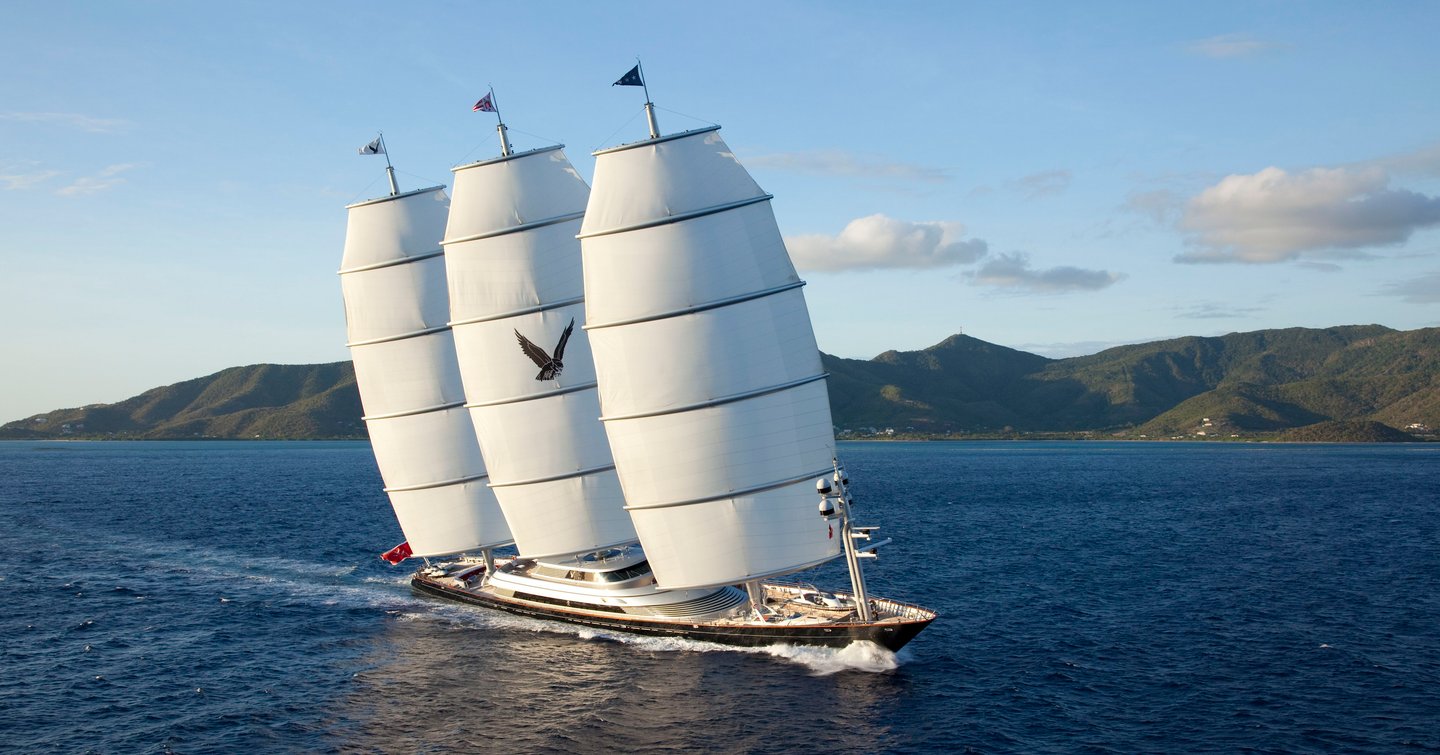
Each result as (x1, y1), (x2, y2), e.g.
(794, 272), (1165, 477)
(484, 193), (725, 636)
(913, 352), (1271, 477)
(1014, 169), (1072, 199)
(1185, 33), (1286, 58)
(747, 150), (949, 183)
(787, 214), (988, 273)
(1176, 166), (1440, 263)
(968, 252), (1124, 293)
(56, 163), (140, 196)
(0, 112), (130, 133)
(1379, 270), (1440, 303)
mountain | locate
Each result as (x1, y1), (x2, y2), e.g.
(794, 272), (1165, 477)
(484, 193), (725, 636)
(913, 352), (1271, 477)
(826, 325), (1438, 438)
(4, 326), (1437, 440)
(2, 363), (363, 440)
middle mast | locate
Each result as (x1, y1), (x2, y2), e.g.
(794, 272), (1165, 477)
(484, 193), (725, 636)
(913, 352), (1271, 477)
(441, 132), (637, 559)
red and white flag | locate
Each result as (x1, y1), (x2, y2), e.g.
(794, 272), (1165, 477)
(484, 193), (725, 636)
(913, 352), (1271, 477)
(380, 541), (413, 565)
(472, 93), (495, 113)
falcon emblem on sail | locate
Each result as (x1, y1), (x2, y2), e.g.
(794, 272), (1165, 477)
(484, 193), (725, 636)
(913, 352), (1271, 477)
(515, 318), (575, 381)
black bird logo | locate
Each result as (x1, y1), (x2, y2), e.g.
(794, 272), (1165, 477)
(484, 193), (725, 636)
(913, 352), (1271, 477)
(515, 318), (575, 381)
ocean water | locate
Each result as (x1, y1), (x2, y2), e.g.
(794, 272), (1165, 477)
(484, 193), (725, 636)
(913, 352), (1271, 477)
(2, 440), (1437, 753)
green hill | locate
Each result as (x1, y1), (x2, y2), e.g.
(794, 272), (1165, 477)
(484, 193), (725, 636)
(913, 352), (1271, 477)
(3, 363), (363, 440)
(4, 325), (1436, 441)
(826, 325), (1437, 438)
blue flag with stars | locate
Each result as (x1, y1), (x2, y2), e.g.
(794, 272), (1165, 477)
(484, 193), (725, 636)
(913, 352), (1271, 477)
(613, 65), (643, 87)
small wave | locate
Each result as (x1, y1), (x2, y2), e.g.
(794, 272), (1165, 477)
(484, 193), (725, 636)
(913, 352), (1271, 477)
(759, 640), (901, 675)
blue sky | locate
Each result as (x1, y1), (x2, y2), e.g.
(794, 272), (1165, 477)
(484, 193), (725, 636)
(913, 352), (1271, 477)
(3, 1), (1439, 422)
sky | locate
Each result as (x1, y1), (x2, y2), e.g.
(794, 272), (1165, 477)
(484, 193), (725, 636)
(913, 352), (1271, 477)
(3, 1), (1439, 423)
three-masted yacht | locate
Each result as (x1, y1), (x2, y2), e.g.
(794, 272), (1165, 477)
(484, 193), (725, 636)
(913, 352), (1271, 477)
(344, 82), (935, 651)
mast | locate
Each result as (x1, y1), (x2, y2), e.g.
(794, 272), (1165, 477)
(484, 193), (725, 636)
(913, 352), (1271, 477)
(441, 137), (637, 559)
(580, 119), (842, 590)
(341, 181), (511, 557)
(638, 61), (660, 139)
(485, 86), (513, 157)
(380, 133), (399, 195)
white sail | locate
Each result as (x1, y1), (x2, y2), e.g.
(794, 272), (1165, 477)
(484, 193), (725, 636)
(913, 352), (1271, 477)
(442, 147), (636, 559)
(341, 186), (511, 557)
(580, 127), (841, 590)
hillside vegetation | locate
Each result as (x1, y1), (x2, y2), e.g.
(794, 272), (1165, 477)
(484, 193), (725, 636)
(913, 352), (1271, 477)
(4, 326), (1436, 441)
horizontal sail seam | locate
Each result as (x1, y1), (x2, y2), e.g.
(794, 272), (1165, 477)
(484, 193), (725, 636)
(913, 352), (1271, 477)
(383, 473), (489, 493)
(449, 296), (585, 328)
(623, 467), (834, 512)
(465, 381), (597, 409)
(337, 249), (444, 276)
(346, 324), (450, 348)
(488, 464), (617, 489)
(584, 280), (805, 331)
(440, 211), (584, 246)
(362, 400), (466, 422)
(576, 194), (772, 240)
(599, 373), (828, 422)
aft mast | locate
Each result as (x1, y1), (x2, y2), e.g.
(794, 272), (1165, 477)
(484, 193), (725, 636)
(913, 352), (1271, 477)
(581, 66), (843, 591)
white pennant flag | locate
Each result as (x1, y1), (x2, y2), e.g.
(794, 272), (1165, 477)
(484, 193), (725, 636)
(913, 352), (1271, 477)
(357, 137), (384, 155)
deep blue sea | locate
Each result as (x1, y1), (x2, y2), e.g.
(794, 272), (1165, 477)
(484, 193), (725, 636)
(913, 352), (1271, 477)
(2, 440), (1438, 753)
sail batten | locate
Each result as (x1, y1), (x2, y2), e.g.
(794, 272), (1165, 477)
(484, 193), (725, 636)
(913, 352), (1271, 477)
(575, 195), (772, 239)
(449, 296), (586, 327)
(443, 146), (638, 559)
(341, 185), (512, 558)
(442, 211), (585, 246)
(584, 281), (806, 331)
(581, 128), (842, 590)
(384, 473), (488, 493)
(362, 400), (466, 422)
(600, 373), (828, 422)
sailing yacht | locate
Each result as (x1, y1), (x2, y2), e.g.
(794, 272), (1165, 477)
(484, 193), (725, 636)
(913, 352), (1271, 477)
(343, 85), (936, 652)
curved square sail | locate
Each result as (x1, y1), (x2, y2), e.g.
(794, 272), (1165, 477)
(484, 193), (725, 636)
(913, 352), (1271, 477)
(442, 147), (636, 559)
(341, 186), (511, 557)
(580, 128), (841, 590)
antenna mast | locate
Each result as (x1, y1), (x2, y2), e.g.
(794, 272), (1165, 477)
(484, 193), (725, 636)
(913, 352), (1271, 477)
(379, 133), (399, 195)
(639, 59), (660, 139)
(488, 85), (512, 156)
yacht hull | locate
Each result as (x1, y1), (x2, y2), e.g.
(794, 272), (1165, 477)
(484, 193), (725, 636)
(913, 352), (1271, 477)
(411, 572), (935, 652)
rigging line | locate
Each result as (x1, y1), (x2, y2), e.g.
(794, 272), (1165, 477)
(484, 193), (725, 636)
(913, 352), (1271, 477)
(454, 130), (500, 166)
(346, 173), (387, 206)
(593, 107), (644, 153)
(652, 105), (718, 129)
(394, 167), (449, 188)
(506, 127), (565, 147)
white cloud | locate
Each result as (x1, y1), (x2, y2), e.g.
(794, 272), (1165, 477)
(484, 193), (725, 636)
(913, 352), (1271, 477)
(968, 252), (1124, 293)
(787, 214), (987, 272)
(0, 112), (131, 133)
(56, 163), (141, 197)
(1177, 166), (1440, 263)
(746, 151), (949, 183)
(1185, 33), (1285, 59)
